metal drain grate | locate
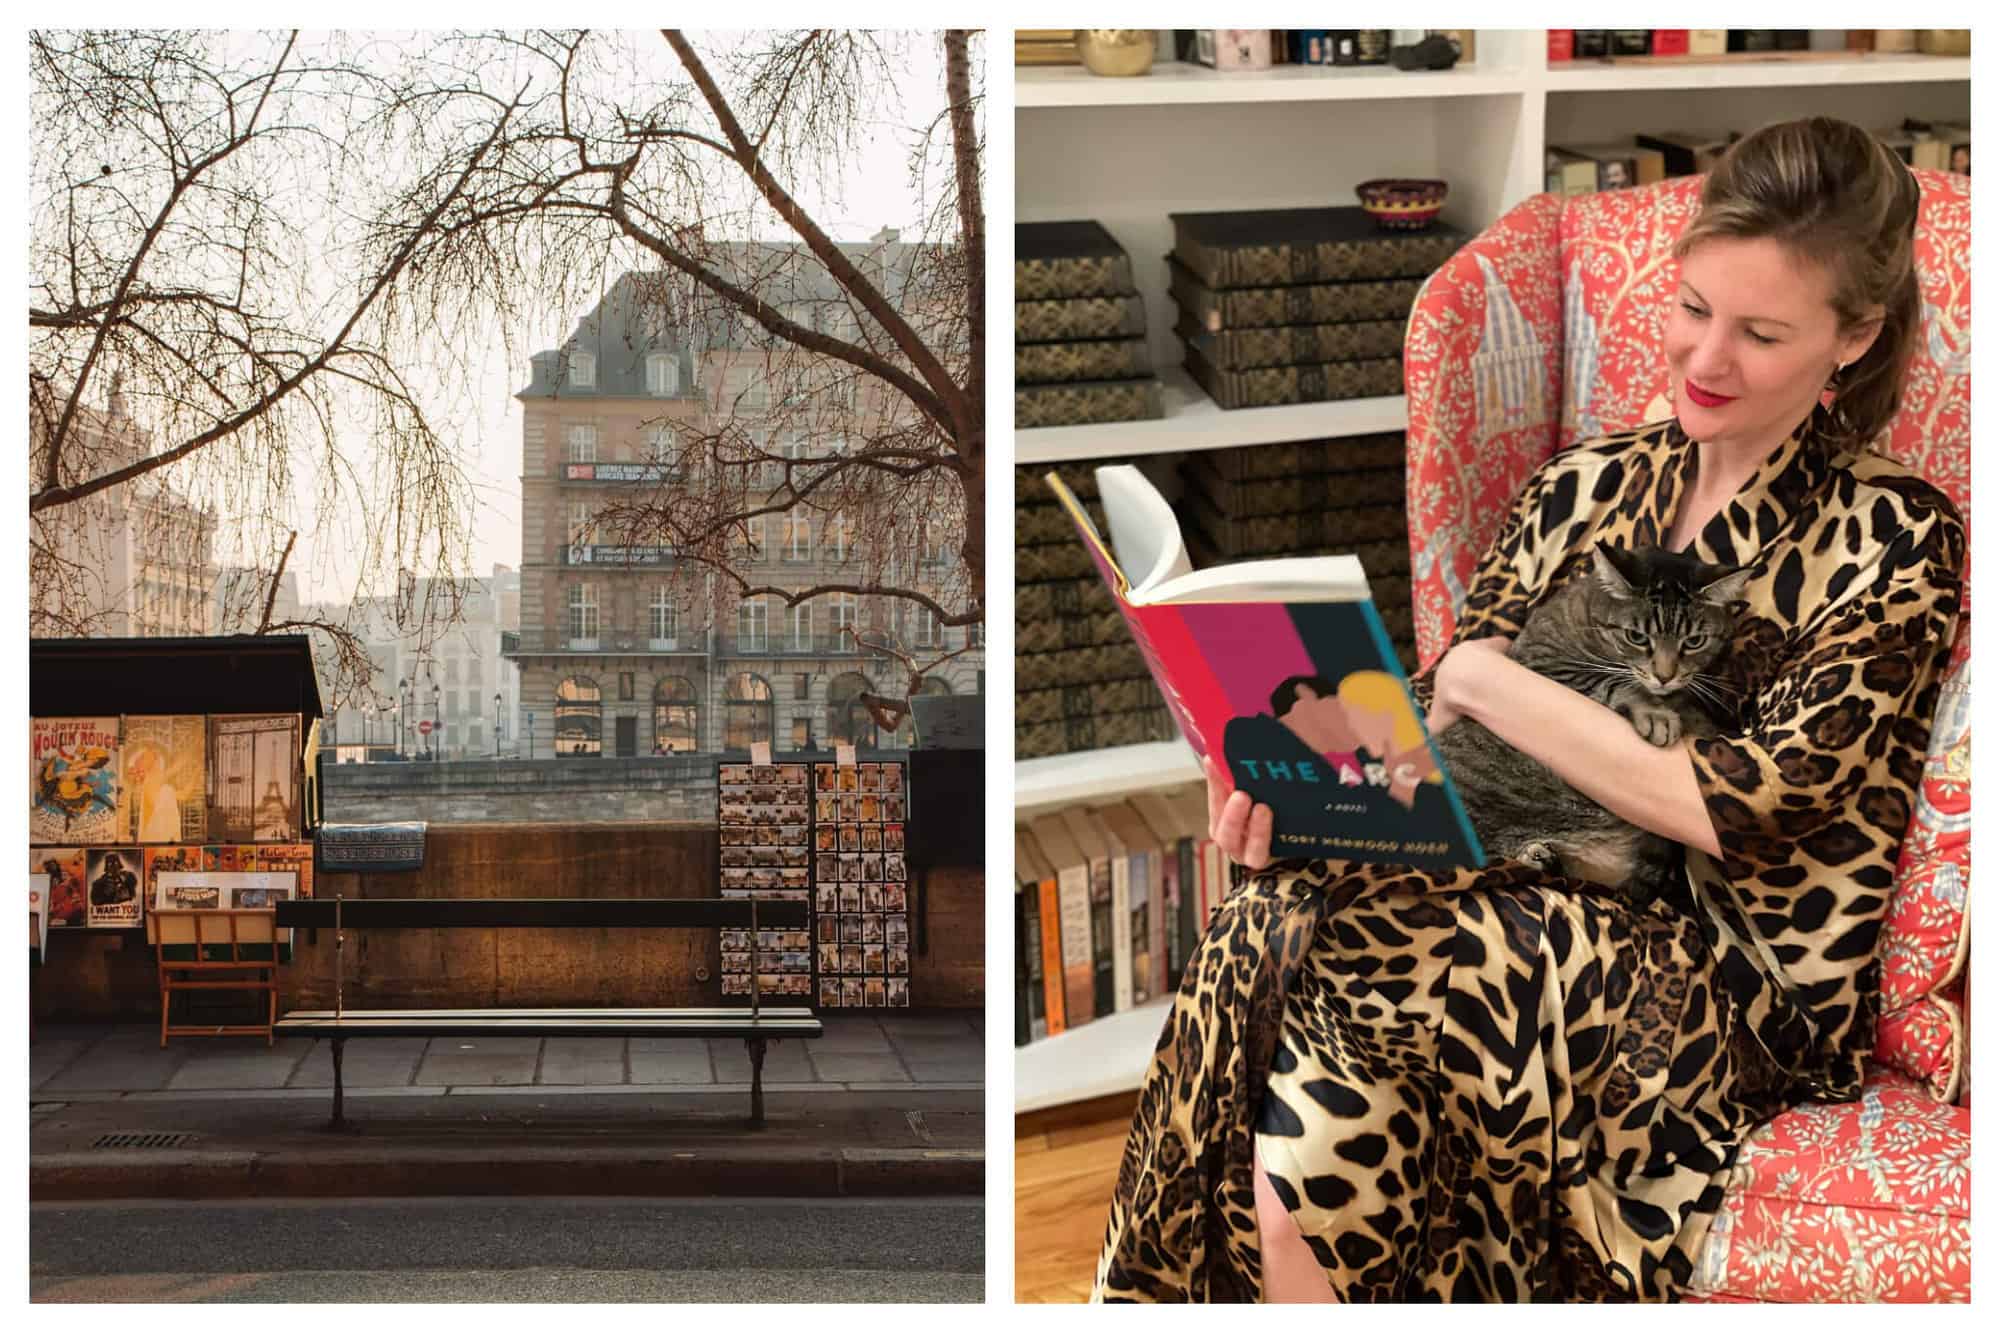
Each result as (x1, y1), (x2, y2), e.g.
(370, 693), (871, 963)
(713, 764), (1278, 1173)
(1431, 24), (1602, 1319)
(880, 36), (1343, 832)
(92, 1132), (196, 1149)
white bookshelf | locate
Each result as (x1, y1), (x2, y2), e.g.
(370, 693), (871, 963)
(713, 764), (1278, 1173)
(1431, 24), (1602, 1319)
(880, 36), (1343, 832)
(1016, 738), (1203, 815)
(1542, 51), (1971, 93)
(1017, 59), (1533, 109)
(1018, 366), (1406, 466)
(1012, 29), (1970, 1110)
(1016, 994), (1174, 1114)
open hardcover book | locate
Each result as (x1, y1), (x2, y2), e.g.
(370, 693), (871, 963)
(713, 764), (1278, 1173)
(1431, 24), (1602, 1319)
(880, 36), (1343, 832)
(1046, 465), (1486, 870)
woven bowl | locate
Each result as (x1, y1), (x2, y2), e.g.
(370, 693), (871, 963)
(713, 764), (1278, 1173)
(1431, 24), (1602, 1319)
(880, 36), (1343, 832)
(1355, 178), (1449, 231)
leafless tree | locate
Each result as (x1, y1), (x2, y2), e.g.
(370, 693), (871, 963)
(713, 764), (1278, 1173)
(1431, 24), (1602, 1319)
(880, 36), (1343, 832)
(27, 29), (486, 704)
(30, 28), (986, 718)
(394, 28), (985, 705)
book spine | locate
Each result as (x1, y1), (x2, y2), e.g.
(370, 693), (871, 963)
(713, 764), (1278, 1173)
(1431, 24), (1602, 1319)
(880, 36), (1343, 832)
(1128, 850), (1150, 1006)
(1016, 338), (1153, 386)
(1110, 846), (1133, 1012)
(1159, 835), (1181, 988)
(1652, 29), (1690, 55)
(1014, 295), (1148, 344)
(1547, 29), (1574, 62)
(1023, 881), (1047, 1041)
(1206, 840), (1228, 928)
(1089, 855), (1115, 1019)
(1149, 845), (1168, 1000)
(1168, 836), (1184, 980)
(1013, 252), (1137, 303)
(1185, 347), (1404, 410)
(1016, 379), (1165, 429)
(1039, 873), (1067, 1035)
(1015, 886), (1032, 1046)
(1179, 835), (1200, 968)
(1058, 865), (1095, 1025)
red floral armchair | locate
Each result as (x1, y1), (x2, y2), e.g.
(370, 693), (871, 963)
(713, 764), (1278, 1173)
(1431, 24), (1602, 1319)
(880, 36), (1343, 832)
(1402, 172), (1970, 1302)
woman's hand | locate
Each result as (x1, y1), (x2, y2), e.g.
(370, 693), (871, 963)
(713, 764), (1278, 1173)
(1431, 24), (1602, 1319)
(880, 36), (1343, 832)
(1425, 635), (1515, 735)
(1205, 755), (1274, 870)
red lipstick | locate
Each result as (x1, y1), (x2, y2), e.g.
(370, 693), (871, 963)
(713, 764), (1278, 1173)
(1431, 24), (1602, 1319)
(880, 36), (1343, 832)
(1685, 379), (1735, 408)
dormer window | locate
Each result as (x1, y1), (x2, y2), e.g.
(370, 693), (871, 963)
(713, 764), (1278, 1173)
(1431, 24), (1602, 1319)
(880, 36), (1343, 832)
(569, 351), (596, 388)
(646, 353), (680, 396)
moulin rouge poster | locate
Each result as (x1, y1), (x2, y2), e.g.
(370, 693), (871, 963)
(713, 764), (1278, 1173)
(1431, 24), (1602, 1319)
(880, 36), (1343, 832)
(30, 717), (122, 845)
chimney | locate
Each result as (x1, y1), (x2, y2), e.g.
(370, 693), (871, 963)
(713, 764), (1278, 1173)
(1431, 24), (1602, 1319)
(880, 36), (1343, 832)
(871, 226), (901, 245)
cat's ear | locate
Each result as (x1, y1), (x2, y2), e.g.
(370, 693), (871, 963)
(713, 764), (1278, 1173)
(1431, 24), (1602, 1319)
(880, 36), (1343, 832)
(1700, 566), (1752, 606)
(1591, 544), (1637, 595)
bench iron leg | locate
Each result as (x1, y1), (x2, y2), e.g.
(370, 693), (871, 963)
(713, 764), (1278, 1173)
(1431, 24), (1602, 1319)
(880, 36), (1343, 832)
(330, 1036), (347, 1129)
(746, 1037), (768, 1128)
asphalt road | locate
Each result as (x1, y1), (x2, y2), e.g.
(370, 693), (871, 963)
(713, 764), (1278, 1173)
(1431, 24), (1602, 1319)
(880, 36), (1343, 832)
(30, 1196), (985, 1303)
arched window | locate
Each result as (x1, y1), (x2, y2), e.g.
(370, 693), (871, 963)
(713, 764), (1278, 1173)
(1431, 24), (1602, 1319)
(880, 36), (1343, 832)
(723, 672), (773, 750)
(554, 676), (602, 757)
(826, 671), (877, 748)
(653, 677), (699, 754)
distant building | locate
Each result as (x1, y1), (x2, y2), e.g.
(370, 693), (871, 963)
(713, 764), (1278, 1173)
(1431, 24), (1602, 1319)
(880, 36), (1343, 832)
(322, 567), (522, 760)
(508, 248), (981, 758)
(29, 379), (217, 639)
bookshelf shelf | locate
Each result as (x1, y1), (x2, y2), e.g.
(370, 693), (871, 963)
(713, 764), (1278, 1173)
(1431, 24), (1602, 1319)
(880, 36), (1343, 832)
(1543, 52), (1971, 94)
(1016, 60), (1533, 110)
(1016, 739), (1204, 815)
(1017, 366), (1408, 465)
(1016, 993), (1175, 1113)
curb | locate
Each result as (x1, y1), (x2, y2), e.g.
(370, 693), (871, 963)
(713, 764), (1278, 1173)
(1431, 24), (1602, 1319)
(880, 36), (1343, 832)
(30, 1146), (984, 1203)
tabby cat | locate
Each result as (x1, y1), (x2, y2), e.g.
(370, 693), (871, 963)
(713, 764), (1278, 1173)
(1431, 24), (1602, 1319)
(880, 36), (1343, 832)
(1433, 543), (1749, 910)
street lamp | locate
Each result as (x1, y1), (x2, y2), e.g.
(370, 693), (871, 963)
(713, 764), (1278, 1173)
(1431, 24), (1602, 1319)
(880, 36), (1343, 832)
(362, 704), (372, 758)
(431, 679), (442, 760)
(526, 711), (535, 760)
(397, 676), (409, 760)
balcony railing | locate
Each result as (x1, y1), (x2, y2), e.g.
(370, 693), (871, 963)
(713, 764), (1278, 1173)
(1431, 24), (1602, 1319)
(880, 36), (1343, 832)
(713, 631), (886, 658)
(507, 628), (712, 655)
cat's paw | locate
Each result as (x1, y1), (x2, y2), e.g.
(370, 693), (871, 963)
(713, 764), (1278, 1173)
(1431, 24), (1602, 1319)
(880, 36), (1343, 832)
(1618, 701), (1682, 747)
(1515, 840), (1563, 875)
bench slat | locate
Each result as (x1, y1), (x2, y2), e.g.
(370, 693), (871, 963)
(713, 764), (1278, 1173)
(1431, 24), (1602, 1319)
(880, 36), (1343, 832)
(275, 1007), (821, 1040)
(275, 898), (809, 930)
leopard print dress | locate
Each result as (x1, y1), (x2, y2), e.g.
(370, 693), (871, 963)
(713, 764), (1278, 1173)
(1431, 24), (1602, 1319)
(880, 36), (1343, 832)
(1091, 414), (1963, 1302)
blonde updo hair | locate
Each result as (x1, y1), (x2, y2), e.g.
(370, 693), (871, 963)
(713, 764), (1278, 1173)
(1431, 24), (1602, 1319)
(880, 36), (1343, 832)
(1672, 116), (1923, 456)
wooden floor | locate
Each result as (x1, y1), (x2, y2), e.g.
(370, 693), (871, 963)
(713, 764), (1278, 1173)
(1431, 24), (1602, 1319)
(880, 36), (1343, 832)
(1014, 1091), (1138, 1303)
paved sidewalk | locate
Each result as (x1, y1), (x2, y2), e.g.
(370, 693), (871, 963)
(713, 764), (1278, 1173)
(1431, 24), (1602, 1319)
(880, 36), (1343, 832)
(30, 1014), (985, 1203)
(32, 1012), (984, 1099)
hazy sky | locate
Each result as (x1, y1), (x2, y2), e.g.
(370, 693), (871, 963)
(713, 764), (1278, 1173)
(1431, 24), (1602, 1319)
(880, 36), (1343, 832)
(296, 29), (965, 608)
(31, 29), (970, 610)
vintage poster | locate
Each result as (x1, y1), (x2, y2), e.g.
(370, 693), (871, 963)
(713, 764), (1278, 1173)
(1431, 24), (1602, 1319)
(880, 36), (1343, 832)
(30, 717), (122, 845)
(30, 873), (49, 959)
(85, 848), (143, 927)
(31, 848), (88, 927)
(255, 844), (315, 899)
(155, 870), (294, 911)
(208, 714), (300, 842)
(119, 715), (208, 844)
(142, 846), (204, 903)
(162, 882), (222, 910)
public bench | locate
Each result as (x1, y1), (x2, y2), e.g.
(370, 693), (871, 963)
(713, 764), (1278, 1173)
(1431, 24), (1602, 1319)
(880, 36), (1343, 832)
(272, 897), (818, 1127)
